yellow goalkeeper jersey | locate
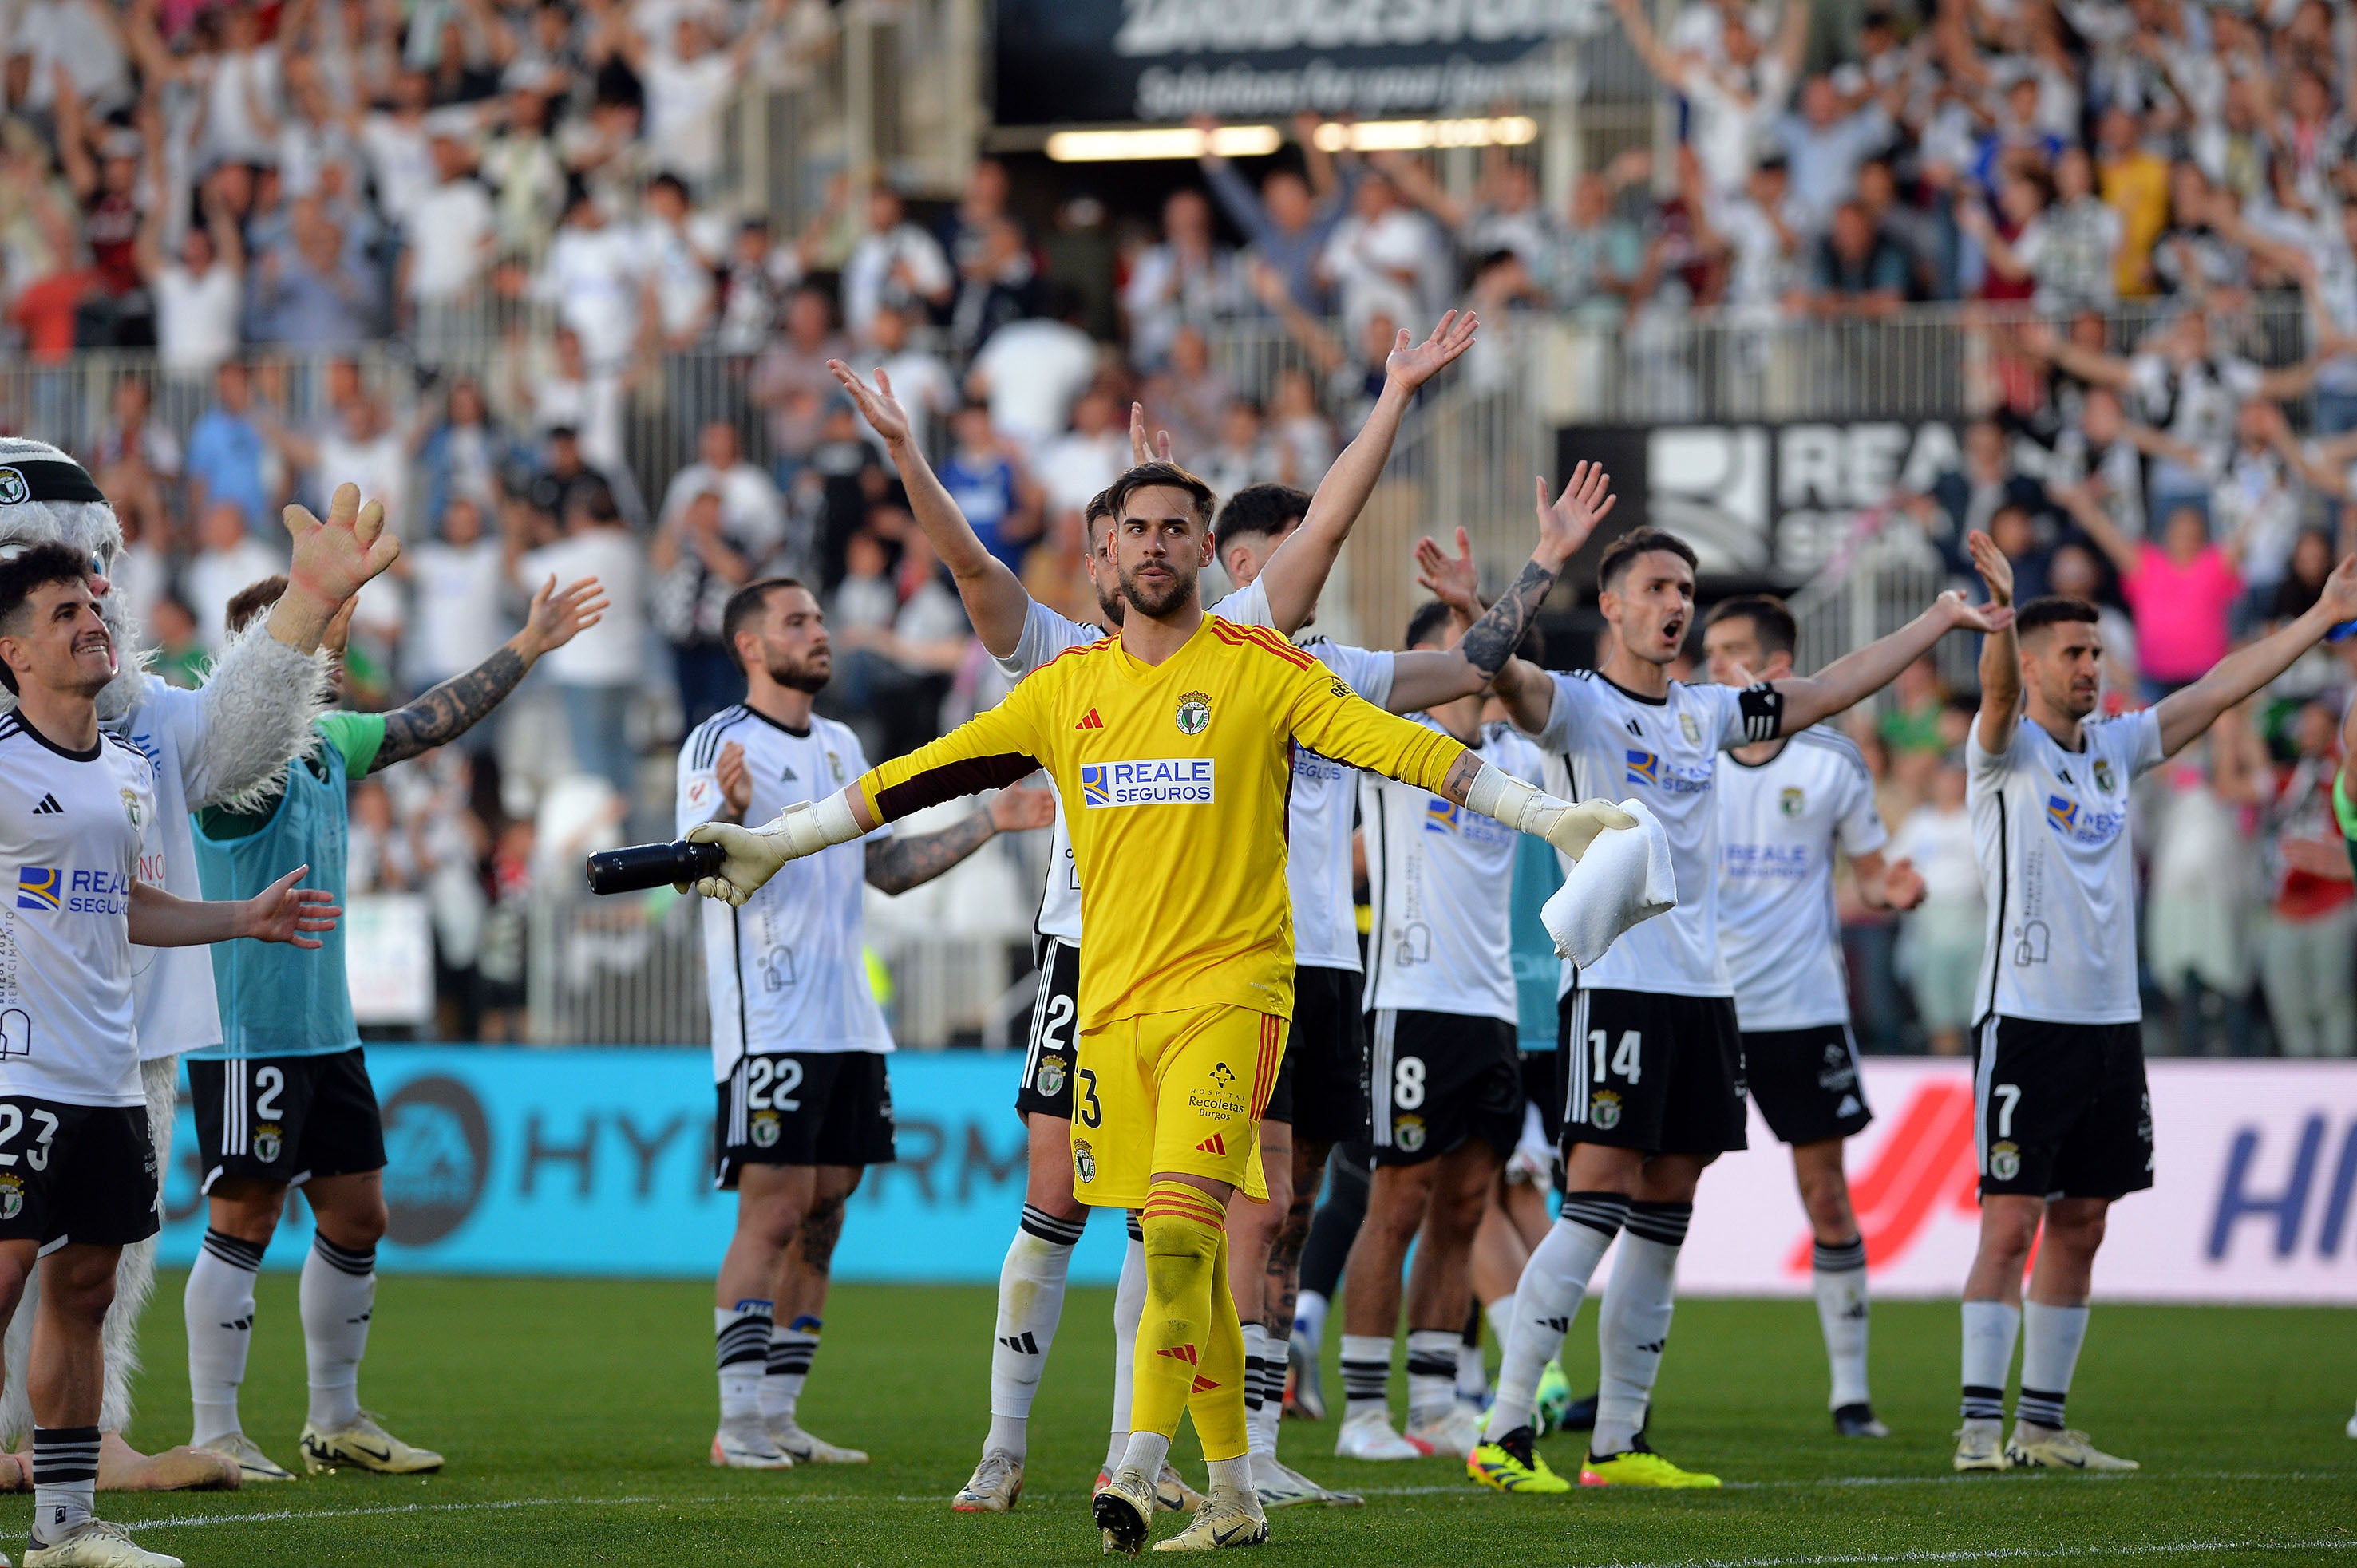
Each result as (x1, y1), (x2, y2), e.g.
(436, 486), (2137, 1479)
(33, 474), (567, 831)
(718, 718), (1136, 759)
(858, 614), (1468, 1024)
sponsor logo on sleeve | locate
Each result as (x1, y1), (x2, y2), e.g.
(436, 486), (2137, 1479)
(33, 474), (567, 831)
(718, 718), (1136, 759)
(1080, 758), (1215, 808)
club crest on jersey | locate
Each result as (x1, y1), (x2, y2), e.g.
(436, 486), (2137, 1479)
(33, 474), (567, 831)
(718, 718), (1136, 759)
(14, 868), (60, 911)
(1590, 1090), (1623, 1130)
(1393, 1114), (1426, 1153)
(1072, 1138), (1097, 1184)
(1080, 758), (1215, 808)
(749, 1110), (781, 1148)
(0, 1173), (19, 1220)
(2094, 757), (2117, 793)
(1175, 690), (1212, 735)
(253, 1122), (283, 1164)
(0, 468), (26, 506)
(1035, 1053), (1068, 1098)
(1780, 786), (1805, 817)
(120, 789), (143, 831)
(1679, 711), (1701, 745)
(825, 751), (845, 784)
(1988, 1140), (2022, 1182)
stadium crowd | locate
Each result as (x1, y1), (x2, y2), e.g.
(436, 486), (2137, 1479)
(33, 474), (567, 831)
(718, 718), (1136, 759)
(0, 0), (2352, 1053)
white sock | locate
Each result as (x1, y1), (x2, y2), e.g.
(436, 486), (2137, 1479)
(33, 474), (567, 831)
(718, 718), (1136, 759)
(1484, 1294), (1517, 1349)
(1241, 1321), (1270, 1436)
(1117, 1427), (1170, 1482)
(1292, 1289), (1329, 1356)
(1204, 1453), (1252, 1497)
(986, 1211), (1082, 1460)
(2015, 1301), (2090, 1432)
(1241, 1324), (1279, 1457)
(1457, 1340), (1488, 1402)
(1489, 1195), (1627, 1436)
(300, 1234), (376, 1433)
(1109, 1219), (1145, 1471)
(715, 1300), (771, 1425)
(1339, 1333), (1394, 1423)
(186, 1229), (266, 1445)
(1811, 1236), (1871, 1411)
(1959, 1300), (2021, 1424)
(1404, 1328), (1459, 1427)
(761, 1317), (820, 1428)
(1592, 1202), (1689, 1456)
(29, 1425), (97, 1547)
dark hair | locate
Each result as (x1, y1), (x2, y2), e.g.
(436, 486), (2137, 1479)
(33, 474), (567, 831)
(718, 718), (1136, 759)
(721, 576), (811, 672)
(647, 171), (688, 202)
(1704, 594), (1797, 661)
(1405, 599), (1456, 650)
(1106, 463), (1216, 532)
(1597, 527), (1699, 594)
(1083, 487), (1117, 545)
(2014, 594), (2101, 639)
(0, 542), (100, 694)
(1214, 483), (1312, 552)
(225, 574), (291, 636)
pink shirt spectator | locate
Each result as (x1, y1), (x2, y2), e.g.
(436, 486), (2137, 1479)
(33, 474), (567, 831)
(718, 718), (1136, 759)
(2122, 543), (2240, 684)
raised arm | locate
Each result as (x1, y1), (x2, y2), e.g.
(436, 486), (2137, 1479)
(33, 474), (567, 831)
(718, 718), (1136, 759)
(1253, 309), (1479, 632)
(832, 360), (1033, 657)
(1968, 527), (2022, 752)
(2051, 481), (2141, 576)
(2015, 320), (2138, 392)
(2155, 554), (2357, 757)
(1608, 0), (1689, 88)
(371, 575), (606, 770)
(1774, 589), (2011, 734)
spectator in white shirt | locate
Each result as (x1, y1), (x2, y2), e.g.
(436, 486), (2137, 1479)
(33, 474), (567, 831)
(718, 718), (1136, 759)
(1889, 758), (1982, 1057)
(358, 68), (437, 232)
(964, 291), (1101, 456)
(608, 0), (785, 192)
(660, 420), (785, 559)
(1317, 171), (1449, 337)
(199, 1), (283, 169)
(1121, 186), (1243, 369)
(634, 170), (726, 349)
(535, 186), (645, 372)
(182, 499), (287, 650)
(1032, 387), (1128, 527)
(400, 118), (498, 317)
(854, 302), (957, 460)
(135, 178), (244, 379)
(518, 483), (646, 796)
(400, 495), (513, 694)
(840, 182), (953, 342)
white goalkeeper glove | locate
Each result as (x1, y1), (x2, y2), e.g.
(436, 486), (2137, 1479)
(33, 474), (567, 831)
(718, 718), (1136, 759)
(1462, 763), (1637, 859)
(684, 792), (864, 906)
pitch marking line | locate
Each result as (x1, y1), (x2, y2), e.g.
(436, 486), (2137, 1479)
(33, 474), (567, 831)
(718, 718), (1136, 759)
(113, 1471), (2344, 1533)
(1590, 1542), (2357, 1568)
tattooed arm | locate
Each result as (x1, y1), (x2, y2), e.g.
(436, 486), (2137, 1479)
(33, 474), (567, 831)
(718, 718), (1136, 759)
(863, 784), (1057, 895)
(368, 574), (610, 772)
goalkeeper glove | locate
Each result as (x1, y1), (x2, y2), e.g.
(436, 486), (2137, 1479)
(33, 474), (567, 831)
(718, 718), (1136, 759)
(684, 792), (864, 905)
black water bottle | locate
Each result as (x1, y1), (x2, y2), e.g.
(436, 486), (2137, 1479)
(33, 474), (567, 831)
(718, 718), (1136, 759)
(585, 839), (726, 895)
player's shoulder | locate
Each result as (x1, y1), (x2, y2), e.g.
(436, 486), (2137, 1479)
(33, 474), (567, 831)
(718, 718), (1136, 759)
(1790, 724), (1872, 780)
(1208, 614), (1319, 670)
(682, 704), (756, 768)
(1027, 629), (1120, 682)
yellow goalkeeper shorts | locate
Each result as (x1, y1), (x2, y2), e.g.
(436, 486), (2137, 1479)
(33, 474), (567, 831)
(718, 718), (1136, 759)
(1069, 1006), (1286, 1210)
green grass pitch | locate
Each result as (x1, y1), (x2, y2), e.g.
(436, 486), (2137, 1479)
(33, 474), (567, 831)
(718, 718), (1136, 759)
(50, 1274), (2357, 1566)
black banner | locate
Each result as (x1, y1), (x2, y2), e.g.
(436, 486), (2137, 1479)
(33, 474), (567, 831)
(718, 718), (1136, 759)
(992, 0), (1588, 128)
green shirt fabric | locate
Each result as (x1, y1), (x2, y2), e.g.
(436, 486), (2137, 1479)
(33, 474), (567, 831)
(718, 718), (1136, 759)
(2336, 764), (2356, 879)
(196, 711), (386, 840)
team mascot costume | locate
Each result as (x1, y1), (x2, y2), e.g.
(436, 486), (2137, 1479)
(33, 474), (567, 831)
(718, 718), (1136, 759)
(0, 439), (396, 1487)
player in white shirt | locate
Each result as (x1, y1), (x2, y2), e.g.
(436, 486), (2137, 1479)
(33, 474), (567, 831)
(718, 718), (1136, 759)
(678, 577), (1052, 1472)
(1335, 598), (1551, 1463)
(1471, 519), (2008, 1494)
(0, 544), (335, 1568)
(1700, 595), (1927, 1440)
(1952, 535), (2357, 1475)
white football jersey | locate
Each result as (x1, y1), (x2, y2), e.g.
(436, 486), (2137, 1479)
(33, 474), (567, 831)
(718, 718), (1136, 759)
(678, 706), (895, 1079)
(1289, 636), (1395, 971)
(1968, 708), (2164, 1025)
(1361, 717), (1546, 1023)
(1716, 727), (1887, 1032)
(118, 681), (223, 1060)
(1527, 670), (1780, 997)
(992, 583), (1277, 944)
(0, 713), (155, 1107)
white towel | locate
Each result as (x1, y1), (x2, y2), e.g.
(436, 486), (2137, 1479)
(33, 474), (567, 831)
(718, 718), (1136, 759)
(1540, 796), (1677, 966)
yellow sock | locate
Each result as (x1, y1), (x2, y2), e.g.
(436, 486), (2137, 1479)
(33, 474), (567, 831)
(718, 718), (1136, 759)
(1189, 1225), (1248, 1461)
(1133, 1181), (1228, 1449)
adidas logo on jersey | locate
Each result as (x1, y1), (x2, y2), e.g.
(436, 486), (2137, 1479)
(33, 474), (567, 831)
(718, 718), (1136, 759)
(779, 766), (797, 781)
(30, 794), (60, 815)
(1074, 708), (1105, 730)
(1195, 1132), (1228, 1155)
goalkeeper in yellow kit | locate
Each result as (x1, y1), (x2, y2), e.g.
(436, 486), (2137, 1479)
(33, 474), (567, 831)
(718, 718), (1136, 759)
(684, 460), (1633, 1554)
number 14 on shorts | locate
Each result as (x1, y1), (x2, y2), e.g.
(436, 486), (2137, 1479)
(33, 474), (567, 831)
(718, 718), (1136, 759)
(1589, 1029), (1643, 1084)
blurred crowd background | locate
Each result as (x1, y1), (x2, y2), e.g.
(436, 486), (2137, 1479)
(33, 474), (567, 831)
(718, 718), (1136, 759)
(0, 0), (2351, 1055)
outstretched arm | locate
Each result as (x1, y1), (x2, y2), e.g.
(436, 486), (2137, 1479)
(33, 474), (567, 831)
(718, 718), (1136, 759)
(863, 784), (1056, 894)
(832, 361), (1034, 658)
(1772, 590), (2011, 734)
(1253, 310), (1480, 634)
(128, 866), (340, 949)
(370, 575), (607, 770)
(1968, 528), (2023, 754)
(2156, 554), (2357, 757)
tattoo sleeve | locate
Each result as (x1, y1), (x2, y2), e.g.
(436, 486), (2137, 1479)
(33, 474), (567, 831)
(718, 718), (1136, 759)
(864, 808), (995, 895)
(372, 644), (527, 771)
(1459, 558), (1560, 677)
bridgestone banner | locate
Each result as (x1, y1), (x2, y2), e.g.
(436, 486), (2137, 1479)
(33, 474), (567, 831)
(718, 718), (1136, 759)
(992, 0), (1599, 128)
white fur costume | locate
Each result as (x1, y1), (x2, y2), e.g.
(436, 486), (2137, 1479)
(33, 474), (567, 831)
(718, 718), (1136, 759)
(0, 438), (332, 1443)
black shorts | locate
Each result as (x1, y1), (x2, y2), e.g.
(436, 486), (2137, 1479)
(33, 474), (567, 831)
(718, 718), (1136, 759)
(1558, 989), (1748, 1156)
(715, 1050), (897, 1188)
(188, 1049), (386, 1192)
(1263, 966), (1370, 1143)
(1974, 1016), (2153, 1200)
(1521, 1048), (1563, 1147)
(1744, 1024), (1873, 1147)
(1368, 1010), (1522, 1167)
(0, 1099), (159, 1250)
(1015, 937), (1081, 1121)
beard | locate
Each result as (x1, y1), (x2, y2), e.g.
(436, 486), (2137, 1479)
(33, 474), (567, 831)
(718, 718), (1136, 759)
(767, 650), (831, 694)
(1117, 560), (1194, 620)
